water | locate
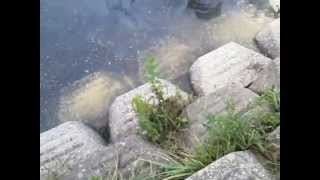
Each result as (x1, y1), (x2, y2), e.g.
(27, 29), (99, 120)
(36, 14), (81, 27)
(40, 0), (275, 133)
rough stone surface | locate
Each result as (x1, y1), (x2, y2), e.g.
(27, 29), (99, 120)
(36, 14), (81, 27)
(269, 0), (280, 13)
(179, 83), (258, 151)
(268, 126), (280, 145)
(255, 18), (280, 59)
(249, 58), (280, 94)
(274, 57), (280, 72)
(266, 126), (280, 161)
(240, 103), (273, 123)
(50, 146), (116, 180)
(190, 42), (272, 96)
(113, 135), (166, 174)
(108, 79), (189, 141)
(186, 151), (273, 180)
(58, 136), (165, 180)
(40, 122), (165, 180)
(40, 121), (108, 180)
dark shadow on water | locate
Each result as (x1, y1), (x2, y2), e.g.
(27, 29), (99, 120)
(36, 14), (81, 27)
(187, 0), (223, 19)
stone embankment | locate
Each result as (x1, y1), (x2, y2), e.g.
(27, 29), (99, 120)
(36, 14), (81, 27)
(40, 5), (280, 179)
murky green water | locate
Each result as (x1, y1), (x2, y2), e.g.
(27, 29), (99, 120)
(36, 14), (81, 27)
(40, 0), (275, 132)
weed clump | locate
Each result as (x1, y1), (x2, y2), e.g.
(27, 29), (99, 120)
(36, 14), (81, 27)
(132, 57), (189, 146)
(151, 88), (280, 180)
(256, 87), (280, 112)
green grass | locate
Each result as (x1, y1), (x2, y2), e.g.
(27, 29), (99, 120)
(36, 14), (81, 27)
(148, 88), (280, 180)
(88, 57), (190, 180)
(53, 87), (280, 180)
(89, 158), (161, 180)
(90, 176), (103, 180)
(255, 87), (280, 112)
(132, 57), (189, 148)
(45, 174), (60, 180)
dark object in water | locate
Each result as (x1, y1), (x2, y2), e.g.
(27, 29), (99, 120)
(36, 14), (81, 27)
(188, 0), (222, 19)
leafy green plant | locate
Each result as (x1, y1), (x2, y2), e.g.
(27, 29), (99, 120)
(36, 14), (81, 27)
(90, 176), (102, 180)
(256, 87), (280, 112)
(132, 57), (189, 146)
(255, 111), (280, 134)
(150, 91), (280, 180)
(155, 110), (265, 179)
(45, 173), (60, 180)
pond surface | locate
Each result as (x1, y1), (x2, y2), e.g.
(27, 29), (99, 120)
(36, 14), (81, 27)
(40, 0), (274, 132)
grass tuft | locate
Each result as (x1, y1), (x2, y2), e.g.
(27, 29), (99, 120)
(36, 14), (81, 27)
(149, 89), (280, 180)
(256, 87), (280, 112)
(132, 57), (189, 147)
